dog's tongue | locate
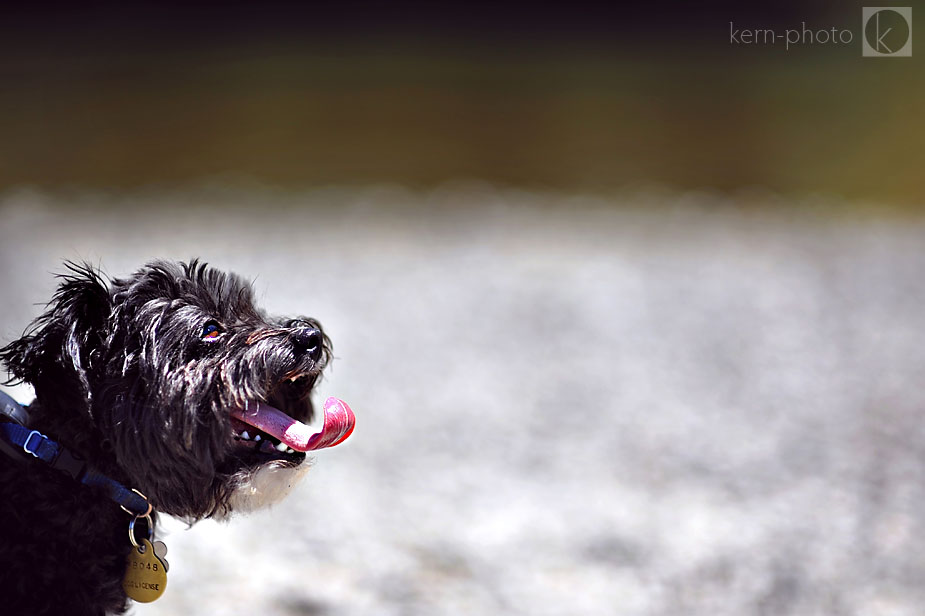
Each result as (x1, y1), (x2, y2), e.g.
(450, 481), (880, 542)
(232, 397), (355, 452)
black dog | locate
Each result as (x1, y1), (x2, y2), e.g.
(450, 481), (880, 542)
(0, 260), (355, 615)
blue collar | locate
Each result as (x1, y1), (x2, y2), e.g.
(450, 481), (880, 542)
(0, 392), (151, 517)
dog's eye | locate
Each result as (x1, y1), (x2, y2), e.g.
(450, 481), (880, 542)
(201, 322), (223, 341)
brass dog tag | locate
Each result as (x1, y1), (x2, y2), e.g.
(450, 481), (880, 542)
(123, 539), (168, 603)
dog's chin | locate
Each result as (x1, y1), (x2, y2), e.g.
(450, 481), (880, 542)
(220, 460), (312, 517)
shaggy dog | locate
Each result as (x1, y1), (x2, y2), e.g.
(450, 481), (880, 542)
(0, 260), (355, 615)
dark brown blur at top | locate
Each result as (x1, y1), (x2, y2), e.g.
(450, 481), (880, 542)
(1, 2), (922, 208)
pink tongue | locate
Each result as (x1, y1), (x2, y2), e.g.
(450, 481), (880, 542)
(231, 397), (356, 452)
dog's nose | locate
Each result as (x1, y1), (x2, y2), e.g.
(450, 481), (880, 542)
(292, 327), (323, 356)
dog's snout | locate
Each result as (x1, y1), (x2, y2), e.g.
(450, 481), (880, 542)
(292, 327), (323, 356)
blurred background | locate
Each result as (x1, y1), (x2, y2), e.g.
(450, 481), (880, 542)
(1, 2), (924, 615)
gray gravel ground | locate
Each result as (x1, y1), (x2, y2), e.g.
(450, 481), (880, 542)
(1, 186), (924, 616)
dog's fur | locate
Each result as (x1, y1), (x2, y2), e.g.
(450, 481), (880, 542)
(0, 260), (332, 615)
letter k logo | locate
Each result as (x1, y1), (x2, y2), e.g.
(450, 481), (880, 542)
(862, 7), (912, 57)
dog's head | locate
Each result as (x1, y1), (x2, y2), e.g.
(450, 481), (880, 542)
(0, 260), (353, 519)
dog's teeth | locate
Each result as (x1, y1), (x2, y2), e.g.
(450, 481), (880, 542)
(241, 431), (251, 440)
(286, 448), (295, 454)
(254, 434), (261, 441)
(276, 442), (288, 452)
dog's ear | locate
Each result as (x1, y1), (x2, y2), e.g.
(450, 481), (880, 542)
(1, 263), (112, 399)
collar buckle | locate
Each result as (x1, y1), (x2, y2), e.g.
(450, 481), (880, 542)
(22, 430), (45, 458)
